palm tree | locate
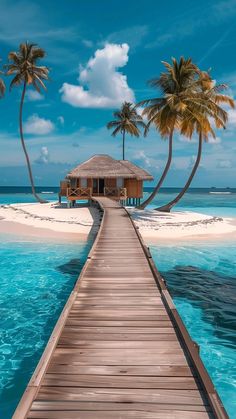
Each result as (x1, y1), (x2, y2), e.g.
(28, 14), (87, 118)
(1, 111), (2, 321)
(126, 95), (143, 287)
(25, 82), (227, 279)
(5, 42), (49, 203)
(107, 102), (146, 160)
(0, 58), (5, 97)
(157, 73), (234, 212)
(136, 57), (200, 210)
(0, 75), (5, 97)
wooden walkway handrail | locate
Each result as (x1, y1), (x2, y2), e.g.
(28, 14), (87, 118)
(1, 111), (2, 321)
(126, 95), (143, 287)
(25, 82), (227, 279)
(13, 197), (228, 419)
(103, 186), (127, 199)
(67, 187), (92, 198)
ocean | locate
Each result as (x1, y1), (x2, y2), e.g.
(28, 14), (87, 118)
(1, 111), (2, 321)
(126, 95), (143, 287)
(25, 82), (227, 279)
(0, 187), (235, 418)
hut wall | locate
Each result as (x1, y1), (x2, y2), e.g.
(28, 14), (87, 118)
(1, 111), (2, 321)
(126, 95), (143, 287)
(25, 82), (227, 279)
(64, 177), (143, 198)
(124, 179), (143, 198)
(87, 178), (93, 188)
(60, 180), (70, 196)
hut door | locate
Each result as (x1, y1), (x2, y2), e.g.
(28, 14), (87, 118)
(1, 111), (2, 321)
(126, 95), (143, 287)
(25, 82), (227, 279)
(99, 178), (105, 194)
(93, 179), (98, 194)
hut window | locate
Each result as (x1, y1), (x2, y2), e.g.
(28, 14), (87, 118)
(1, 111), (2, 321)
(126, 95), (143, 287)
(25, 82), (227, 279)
(80, 178), (87, 188)
(71, 178), (77, 188)
(117, 178), (124, 188)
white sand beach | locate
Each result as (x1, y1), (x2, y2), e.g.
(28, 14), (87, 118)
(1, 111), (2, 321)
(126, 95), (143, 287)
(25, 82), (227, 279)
(0, 201), (235, 242)
(0, 202), (101, 240)
(129, 208), (236, 242)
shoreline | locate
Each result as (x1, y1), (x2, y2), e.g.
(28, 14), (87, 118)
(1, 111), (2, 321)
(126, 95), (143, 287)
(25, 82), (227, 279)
(0, 220), (91, 242)
(128, 208), (236, 242)
(0, 202), (100, 242)
(0, 201), (235, 243)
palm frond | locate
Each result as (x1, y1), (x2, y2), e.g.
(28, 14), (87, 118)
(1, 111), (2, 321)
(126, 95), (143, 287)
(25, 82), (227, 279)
(6, 42), (49, 91)
(111, 125), (122, 137)
(138, 57), (234, 143)
(107, 101), (146, 139)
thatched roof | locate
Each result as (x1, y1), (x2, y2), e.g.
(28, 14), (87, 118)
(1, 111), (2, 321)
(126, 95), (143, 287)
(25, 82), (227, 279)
(67, 155), (153, 181)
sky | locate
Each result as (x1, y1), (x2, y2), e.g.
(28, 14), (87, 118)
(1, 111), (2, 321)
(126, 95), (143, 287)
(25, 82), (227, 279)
(0, 0), (236, 187)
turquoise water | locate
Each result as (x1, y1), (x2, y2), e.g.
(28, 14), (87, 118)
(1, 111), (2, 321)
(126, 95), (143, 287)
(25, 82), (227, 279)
(150, 242), (236, 418)
(0, 192), (58, 205)
(0, 236), (91, 418)
(0, 189), (235, 417)
(0, 187), (235, 218)
(143, 189), (236, 217)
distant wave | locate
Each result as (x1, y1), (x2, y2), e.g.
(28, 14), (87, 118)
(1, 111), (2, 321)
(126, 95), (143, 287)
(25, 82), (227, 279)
(41, 191), (54, 194)
(209, 192), (232, 195)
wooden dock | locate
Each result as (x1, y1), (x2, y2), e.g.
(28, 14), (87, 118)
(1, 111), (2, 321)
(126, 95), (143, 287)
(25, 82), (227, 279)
(13, 197), (228, 419)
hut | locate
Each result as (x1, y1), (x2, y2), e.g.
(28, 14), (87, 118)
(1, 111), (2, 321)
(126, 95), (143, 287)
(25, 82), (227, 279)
(59, 154), (153, 206)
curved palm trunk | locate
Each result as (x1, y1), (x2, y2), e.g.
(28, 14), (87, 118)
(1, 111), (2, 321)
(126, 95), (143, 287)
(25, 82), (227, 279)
(122, 130), (125, 160)
(157, 132), (203, 212)
(137, 131), (173, 210)
(19, 82), (46, 204)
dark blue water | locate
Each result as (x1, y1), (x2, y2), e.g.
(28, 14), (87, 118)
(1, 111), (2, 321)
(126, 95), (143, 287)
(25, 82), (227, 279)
(151, 243), (236, 418)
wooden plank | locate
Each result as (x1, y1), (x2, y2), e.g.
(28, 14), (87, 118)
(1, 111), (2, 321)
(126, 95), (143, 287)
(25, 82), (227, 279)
(47, 365), (195, 377)
(35, 387), (206, 405)
(76, 291), (160, 296)
(50, 356), (188, 366)
(57, 339), (181, 349)
(73, 297), (163, 304)
(63, 319), (172, 327)
(60, 333), (178, 342)
(42, 374), (200, 389)
(28, 411), (212, 419)
(54, 348), (184, 357)
(30, 401), (211, 412)
(80, 282), (157, 287)
(61, 326), (175, 334)
(68, 309), (168, 316)
(29, 400), (210, 419)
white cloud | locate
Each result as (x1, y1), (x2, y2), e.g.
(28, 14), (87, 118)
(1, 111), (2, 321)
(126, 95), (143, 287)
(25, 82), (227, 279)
(60, 43), (135, 108)
(208, 135), (221, 144)
(172, 156), (192, 170)
(24, 114), (55, 135)
(179, 133), (221, 144)
(57, 116), (65, 125)
(26, 90), (44, 101)
(217, 159), (232, 168)
(82, 39), (93, 48)
(135, 106), (148, 123)
(227, 108), (236, 125)
(133, 150), (159, 170)
(179, 135), (198, 143)
(34, 146), (50, 164)
(134, 150), (152, 167)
